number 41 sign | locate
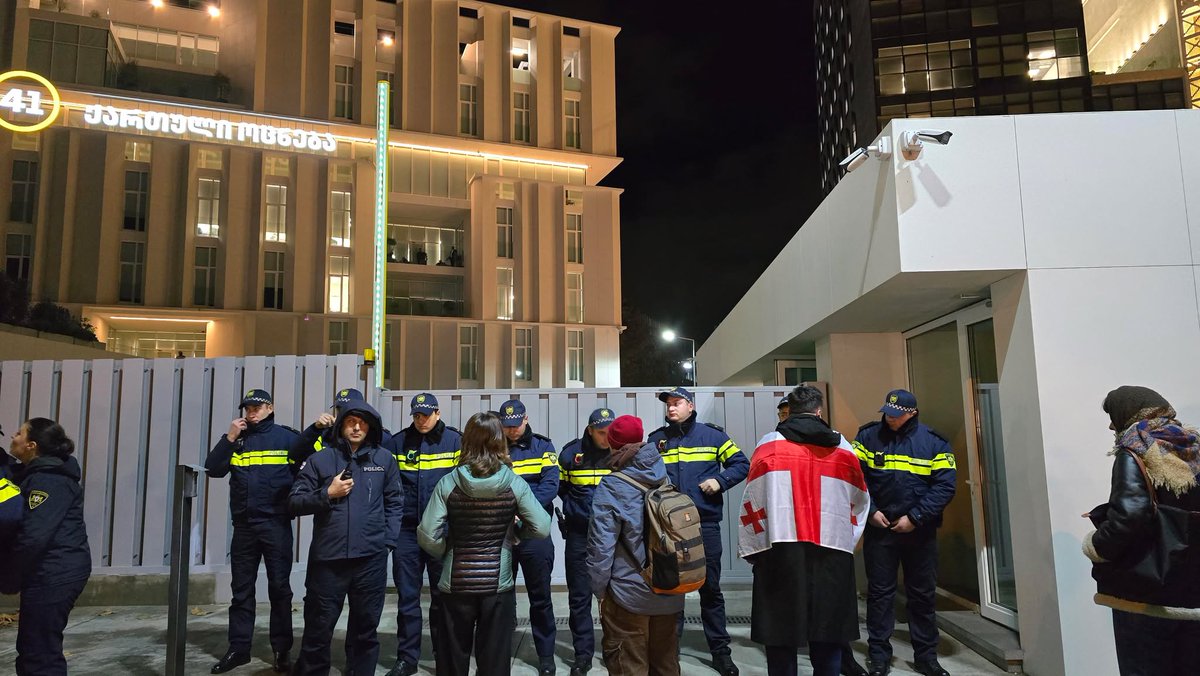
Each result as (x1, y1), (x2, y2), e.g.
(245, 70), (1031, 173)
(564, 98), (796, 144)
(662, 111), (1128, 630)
(0, 70), (63, 133)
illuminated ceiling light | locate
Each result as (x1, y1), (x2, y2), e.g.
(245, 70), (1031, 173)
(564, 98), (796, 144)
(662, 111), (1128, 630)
(150, 0), (164, 7)
(511, 47), (528, 55)
(1028, 49), (1055, 59)
(1028, 68), (1041, 77)
(108, 315), (213, 323)
(207, 5), (220, 18)
(380, 33), (394, 46)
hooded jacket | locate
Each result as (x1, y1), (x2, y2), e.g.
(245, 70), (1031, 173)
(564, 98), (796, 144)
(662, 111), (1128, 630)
(587, 441), (685, 616)
(289, 401), (403, 561)
(294, 420), (394, 466)
(647, 412), (749, 523)
(205, 414), (300, 522)
(385, 419), (462, 527)
(507, 425), (560, 511)
(558, 431), (612, 533)
(853, 416), (957, 529)
(418, 464), (551, 594)
(12, 455), (91, 591)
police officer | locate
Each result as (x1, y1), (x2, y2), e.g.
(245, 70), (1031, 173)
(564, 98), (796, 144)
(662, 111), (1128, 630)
(647, 386), (748, 676)
(500, 399), (559, 675)
(7, 417), (91, 675)
(295, 388), (393, 464)
(558, 407), (616, 676)
(385, 393), (461, 676)
(852, 390), (956, 676)
(205, 389), (300, 674)
(289, 399), (403, 675)
(0, 424), (20, 592)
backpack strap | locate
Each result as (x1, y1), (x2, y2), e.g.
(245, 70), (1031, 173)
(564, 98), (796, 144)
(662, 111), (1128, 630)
(609, 471), (654, 567)
(611, 471), (652, 493)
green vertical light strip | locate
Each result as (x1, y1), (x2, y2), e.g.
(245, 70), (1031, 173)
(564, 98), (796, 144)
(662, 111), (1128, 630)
(373, 80), (390, 388)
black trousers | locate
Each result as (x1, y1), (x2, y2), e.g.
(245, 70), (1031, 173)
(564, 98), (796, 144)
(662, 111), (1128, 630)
(435, 590), (516, 676)
(228, 517), (294, 653)
(675, 521), (731, 656)
(1113, 609), (1200, 676)
(766, 643), (841, 676)
(513, 535), (557, 658)
(392, 525), (444, 664)
(563, 529), (595, 662)
(293, 551), (388, 676)
(16, 576), (88, 676)
(864, 526), (939, 665)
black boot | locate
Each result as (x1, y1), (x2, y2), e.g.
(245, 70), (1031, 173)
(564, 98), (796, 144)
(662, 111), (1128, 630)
(272, 651), (291, 673)
(211, 649), (251, 674)
(385, 661), (418, 676)
(841, 647), (868, 676)
(713, 654), (739, 676)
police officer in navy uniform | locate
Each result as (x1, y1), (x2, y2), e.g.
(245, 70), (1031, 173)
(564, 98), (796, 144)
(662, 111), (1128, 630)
(852, 390), (956, 676)
(0, 425), (21, 594)
(289, 398), (403, 675)
(558, 408), (616, 676)
(294, 388), (393, 465)
(647, 386), (749, 676)
(501, 399), (560, 675)
(385, 393), (462, 676)
(205, 389), (301, 674)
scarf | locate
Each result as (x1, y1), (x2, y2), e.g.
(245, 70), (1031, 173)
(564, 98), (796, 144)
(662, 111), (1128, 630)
(608, 442), (643, 470)
(1114, 417), (1200, 496)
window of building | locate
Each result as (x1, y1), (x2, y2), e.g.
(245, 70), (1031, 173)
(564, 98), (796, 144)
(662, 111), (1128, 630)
(497, 181), (515, 201)
(264, 156), (290, 177)
(108, 329), (206, 359)
(515, 327), (533, 381)
(5, 234), (32, 286)
(329, 320), (349, 355)
(198, 149), (223, 170)
(459, 41), (482, 79)
(330, 189), (352, 247)
(112, 23), (218, 70)
(567, 272), (583, 323)
(196, 177), (221, 238)
(335, 65), (355, 120)
(563, 49), (582, 91)
(459, 7), (478, 19)
(459, 83), (478, 136)
(497, 267), (514, 320)
(9, 160), (38, 224)
(333, 21), (355, 36)
(497, 207), (514, 258)
(513, 92), (531, 143)
(512, 37), (532, 70)
(563, 26), (581, 38)
(513, 17), (531, 29)
(119, 241), (146, 304)
(193, 246), (217, 307)
(386, 275), (465, 316)
(265, 183), (288, 242)
(27, 20), (111, 86)
(1027, 29), (1084, 81)
(564, 98), (582, 149)
(125, 140), (152, 163)
(263, 251), (285, 310)
(568, 329), (584, 382)
(459, 325), (479, 381)
(566, 190), (583, 264)
(389, 224), (463, 265)
(123, 170), (150, 232)
(875, 40), (973, 97)
(12, 133), (39, 152)
(328, 255), (350, 313)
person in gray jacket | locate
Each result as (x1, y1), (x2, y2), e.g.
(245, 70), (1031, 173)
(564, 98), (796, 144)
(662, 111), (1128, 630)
(418, 411), (551, 676)
(587, 415), (685, 676)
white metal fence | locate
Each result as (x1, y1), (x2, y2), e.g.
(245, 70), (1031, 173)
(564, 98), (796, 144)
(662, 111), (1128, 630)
(0, 355), (791, 587)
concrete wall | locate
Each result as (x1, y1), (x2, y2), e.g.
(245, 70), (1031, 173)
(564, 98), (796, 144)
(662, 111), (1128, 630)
(0, 325), (117, 361)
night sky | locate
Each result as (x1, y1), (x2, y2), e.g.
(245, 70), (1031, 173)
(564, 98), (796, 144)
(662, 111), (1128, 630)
(506, 1), (821, 344)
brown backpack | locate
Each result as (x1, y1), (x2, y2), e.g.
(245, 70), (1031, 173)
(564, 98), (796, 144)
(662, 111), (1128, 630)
(612, 472), (706, 595)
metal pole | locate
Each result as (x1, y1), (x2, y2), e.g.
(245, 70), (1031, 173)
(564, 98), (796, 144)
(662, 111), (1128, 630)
(166, 465), (201, 676)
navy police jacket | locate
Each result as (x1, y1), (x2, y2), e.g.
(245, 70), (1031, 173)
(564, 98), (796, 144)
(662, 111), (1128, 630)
(852, 416), (957, 529)
(385, 419), (462, 527)
(205, 415), (300, 522)
(11, 455), (91, 591)
(647, 412), (749, 523)
(508, 426), (560, 512)
(558, 432), (611, 533)
(289, 401), (402, 561)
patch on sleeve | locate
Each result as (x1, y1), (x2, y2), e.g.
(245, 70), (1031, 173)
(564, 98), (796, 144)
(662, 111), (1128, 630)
(28, 490), (49, 510)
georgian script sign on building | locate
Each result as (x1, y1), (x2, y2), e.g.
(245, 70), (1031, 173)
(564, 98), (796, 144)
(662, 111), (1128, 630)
(0, 70), (341, 156)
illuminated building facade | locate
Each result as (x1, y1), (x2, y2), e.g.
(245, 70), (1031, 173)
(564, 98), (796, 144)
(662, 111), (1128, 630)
(0, 0), (623, 389)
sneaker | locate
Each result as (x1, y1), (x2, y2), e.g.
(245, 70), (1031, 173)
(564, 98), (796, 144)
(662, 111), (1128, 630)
(914, 660), (950, 676)
(713, 654), (739, 676)
(385, 661), (418, 676)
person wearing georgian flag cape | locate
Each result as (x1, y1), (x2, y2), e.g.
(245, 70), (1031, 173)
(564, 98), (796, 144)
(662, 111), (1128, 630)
(738, 386), (870, 676)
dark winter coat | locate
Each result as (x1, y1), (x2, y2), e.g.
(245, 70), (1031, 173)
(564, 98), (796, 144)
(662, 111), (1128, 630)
(507, 426), (559, 511)
(647, 412), (750, 523)
(853, 417), (957, 529)
(11, 455), (91, 591)
(385, 420), (462, 527)
(558, 432), (611, 533)
(205, 415), (300, 522)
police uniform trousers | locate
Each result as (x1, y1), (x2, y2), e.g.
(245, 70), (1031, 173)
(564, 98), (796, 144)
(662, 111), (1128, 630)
(563, 528), (595, 663)
(228, 517), (294, 654)
(863, 525), (939, 665)
(16, 576), (88, 676)
(514, 534), (557, 658)
(392, 524), (444, 664)
(675, 521), (732, 657)
(293, 551), (388, 675)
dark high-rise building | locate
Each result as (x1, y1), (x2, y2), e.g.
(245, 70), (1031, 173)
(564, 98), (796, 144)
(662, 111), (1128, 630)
(815, 0), (1194, 193)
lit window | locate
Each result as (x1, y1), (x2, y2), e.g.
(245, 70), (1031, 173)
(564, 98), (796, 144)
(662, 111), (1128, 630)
(265, 184), (288, 242)
(196, 177), (221, 238)
(124, 140), (152, 162)
(459, 83), (478, 136)
(515, 327), (533, 381)
(335, 65), (355, 120)
(197, 149), (223, 170)
(497, 267), (514, 320)
(330, 190), (352, 247)
(264, 251), (285, 310)
(564, 99), (581, 149)
(513, 92), (531, 143)
(264, 156), (290, 177)
(567, 272), (583, 323)
(566, 190), (583, 264)
(568, 329), (584, 382)
(328, 255), (351, 313)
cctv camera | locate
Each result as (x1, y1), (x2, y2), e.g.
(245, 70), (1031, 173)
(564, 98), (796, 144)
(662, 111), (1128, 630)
(838, 147), (869, 173)
(900, 129), (952, 159)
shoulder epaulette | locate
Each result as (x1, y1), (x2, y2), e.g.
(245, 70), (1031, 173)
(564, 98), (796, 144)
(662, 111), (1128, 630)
(444, 426), (461, 434)
(703, 422), (725, 432)
(649, 425), (668, 437)
(281, 425), (300, 435)
(925, 426), (949, 443)
(533, 433), (553, 443)
(858, 420), (881, 432)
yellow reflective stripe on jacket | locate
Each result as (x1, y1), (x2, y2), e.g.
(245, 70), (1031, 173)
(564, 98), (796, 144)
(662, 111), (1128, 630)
(0, 478), (18, 503)
(511, 455), (551, 475)
(717, 439), (740, 462)
(852, 441), (872, 462)
(392, 450), (461, 471)
(231, 449), (292, 467)
(660, 446), (719, 464)
(566, 468), (611, 486)
(853, 441), (956, 476)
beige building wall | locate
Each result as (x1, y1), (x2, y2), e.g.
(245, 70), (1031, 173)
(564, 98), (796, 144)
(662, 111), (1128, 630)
(0, 0), (623, 389)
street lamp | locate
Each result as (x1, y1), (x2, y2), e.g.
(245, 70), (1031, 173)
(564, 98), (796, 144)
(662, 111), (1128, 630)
(660, 329), (697, 385)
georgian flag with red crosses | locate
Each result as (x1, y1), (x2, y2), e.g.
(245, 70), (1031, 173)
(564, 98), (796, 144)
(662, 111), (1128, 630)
(737, 431), (869, 558)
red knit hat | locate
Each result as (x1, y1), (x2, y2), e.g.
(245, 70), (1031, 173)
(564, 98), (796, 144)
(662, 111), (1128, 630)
(607, 415), (644, 448)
